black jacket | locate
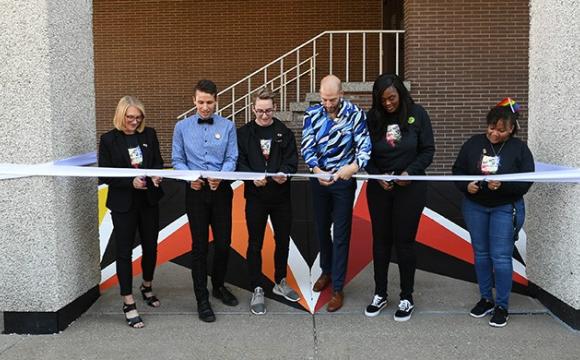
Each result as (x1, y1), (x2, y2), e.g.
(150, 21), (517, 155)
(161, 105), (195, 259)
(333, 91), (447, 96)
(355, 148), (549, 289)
(237, 118), (298, 201)
(452, 134), (534, 207)
(98, 127), (164, 212)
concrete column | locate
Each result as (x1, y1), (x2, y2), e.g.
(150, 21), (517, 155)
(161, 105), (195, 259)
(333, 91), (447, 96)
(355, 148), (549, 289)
(0, 0), (100, 333)
(527, 0), (580, 329)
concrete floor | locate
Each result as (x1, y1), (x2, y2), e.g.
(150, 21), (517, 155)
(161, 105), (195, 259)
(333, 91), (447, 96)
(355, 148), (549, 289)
(1, 262), (577, 360)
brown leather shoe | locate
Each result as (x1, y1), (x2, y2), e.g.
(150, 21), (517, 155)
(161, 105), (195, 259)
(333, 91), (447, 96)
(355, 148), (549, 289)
(312, 274), (331, 292)
(327, 291), (344, 312)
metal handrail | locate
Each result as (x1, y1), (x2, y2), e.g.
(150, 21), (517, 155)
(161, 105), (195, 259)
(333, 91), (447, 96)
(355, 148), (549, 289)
(218, 55), (316, 113)
(177, 30), (405, 122)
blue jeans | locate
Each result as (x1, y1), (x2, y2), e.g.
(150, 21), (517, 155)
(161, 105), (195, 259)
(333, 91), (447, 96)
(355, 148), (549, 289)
(310, 178), (356, 292)
(462, 198), (525, 309)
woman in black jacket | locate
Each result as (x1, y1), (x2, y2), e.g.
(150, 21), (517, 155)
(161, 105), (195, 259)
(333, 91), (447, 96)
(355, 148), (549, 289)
(452, 98), (534, 328)
(98, 96), (164, 328)
(364, 74), (435, 322)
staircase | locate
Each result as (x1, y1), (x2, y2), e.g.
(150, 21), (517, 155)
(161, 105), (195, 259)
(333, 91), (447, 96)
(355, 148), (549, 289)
(176, 30), (404, 172)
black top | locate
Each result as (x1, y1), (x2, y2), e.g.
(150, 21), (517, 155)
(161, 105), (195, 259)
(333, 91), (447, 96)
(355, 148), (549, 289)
(452, 134), (534, 207)
(237, 118), (298, 202)
(98, 127), (164, 212)
(366, 103), (435, 175)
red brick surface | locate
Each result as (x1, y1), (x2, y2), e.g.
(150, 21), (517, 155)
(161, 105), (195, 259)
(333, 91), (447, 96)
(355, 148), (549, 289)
(93, 0), (382, 164)
(404, 0), (529, 174)
(94, 0), (529, 174)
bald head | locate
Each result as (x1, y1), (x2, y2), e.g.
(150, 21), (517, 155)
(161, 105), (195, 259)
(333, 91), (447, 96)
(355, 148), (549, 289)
(319, 75), (343, 117)
(320, 74), (342, 94)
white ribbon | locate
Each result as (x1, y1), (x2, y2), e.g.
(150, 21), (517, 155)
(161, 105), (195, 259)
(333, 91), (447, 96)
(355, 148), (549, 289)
(2, 152), (580, 183)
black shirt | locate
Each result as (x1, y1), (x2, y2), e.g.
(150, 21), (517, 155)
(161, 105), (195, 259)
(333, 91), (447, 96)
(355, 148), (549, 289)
(366, 103), (435, 175)
(452, 134), (535, 207)
(237, 118), (298, 201)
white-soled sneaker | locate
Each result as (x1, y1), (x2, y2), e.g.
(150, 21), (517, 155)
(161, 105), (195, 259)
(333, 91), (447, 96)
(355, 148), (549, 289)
(489, 306), (509, 327)
(365, 294), (387, 317)
(470, 298), (495, 318)
(250, 287), (266, 315)
(394, 299), (414, 322)
(273, 278), (300, 302)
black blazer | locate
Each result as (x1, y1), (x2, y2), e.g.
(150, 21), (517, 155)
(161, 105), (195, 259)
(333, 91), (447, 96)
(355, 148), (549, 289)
(98, 127), (164, 212)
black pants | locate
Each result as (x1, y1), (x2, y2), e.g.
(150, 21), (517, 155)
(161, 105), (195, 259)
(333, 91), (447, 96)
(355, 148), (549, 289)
(111, 192), (159, 296)
(185, 182), (233, 302)
(366, 180), (427, 301)
(245, 197), (292, 289)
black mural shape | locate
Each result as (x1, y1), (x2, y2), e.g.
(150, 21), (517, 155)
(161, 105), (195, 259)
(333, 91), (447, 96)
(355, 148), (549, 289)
(101, 180), (529, 299)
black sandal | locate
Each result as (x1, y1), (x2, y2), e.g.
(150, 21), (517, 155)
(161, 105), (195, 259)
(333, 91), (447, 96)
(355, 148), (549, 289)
(123, 302), (144, 328)
(140, 284), (160, 307)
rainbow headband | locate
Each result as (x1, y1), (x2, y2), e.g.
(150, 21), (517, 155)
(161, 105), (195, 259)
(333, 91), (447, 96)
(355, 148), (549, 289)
(496, 97), (520, 113)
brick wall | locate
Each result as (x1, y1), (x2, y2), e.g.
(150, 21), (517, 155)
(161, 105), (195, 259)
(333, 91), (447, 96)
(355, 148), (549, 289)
(93, 0), (382, 164)
(404, 0), (529, 174)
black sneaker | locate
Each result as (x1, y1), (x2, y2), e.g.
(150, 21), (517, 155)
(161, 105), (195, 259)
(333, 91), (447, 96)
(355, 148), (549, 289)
(197, 300), (216, 323)
(470, 298), (495, 318)
(364, 294), (387, 317)
(489, 306), (509, 327)
(212, 286), (239, 306)
(394, 299), (414, 322)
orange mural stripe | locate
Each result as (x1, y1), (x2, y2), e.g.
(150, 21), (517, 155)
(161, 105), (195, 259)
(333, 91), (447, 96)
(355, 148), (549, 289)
(230, 184), (277, 285)
(230, 185), (249, 258)
(100, 223), (193, 291)
(282, 267), (308, 311)
(513, 272), (528, 286)
(416, 215), (475, 264)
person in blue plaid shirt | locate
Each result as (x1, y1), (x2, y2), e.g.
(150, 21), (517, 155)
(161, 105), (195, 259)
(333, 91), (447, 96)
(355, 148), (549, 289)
(301, 74), (371, 312)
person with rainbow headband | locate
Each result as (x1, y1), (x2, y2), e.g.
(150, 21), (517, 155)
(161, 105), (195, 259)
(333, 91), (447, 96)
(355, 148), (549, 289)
(452, 98), (535, 327)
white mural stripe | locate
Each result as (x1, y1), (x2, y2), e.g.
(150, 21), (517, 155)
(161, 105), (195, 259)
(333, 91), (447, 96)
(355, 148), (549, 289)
(422, 207), (528, 280)
(100, 214), (189, 285)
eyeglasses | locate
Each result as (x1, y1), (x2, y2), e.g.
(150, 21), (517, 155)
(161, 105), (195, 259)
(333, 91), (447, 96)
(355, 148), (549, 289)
(254, 109), (274, 116)
(125, 115), (143, 121)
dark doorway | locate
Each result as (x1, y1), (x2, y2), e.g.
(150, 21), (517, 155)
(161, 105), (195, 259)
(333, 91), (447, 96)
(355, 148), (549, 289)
(382, 0), (404, 77)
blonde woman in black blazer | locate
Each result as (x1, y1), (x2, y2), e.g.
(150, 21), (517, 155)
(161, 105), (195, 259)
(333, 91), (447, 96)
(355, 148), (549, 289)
(98, 96), (164, 328)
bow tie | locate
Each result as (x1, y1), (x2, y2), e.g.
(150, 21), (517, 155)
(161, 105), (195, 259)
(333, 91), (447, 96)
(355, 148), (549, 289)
(198, 117), (214, 125)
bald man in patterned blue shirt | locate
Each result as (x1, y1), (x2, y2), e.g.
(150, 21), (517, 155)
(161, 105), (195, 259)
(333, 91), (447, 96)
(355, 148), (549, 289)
(301, 75), (371, 312)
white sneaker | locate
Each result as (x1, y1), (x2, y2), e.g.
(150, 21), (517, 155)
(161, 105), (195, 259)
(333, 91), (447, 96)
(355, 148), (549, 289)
(394, 299), (414, 322)
(250, 287), (266, 315)
(272, 278), (300, 302)
(364, 294), (387, 317)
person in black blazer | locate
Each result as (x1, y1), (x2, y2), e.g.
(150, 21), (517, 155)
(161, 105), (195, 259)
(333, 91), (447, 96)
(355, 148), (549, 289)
(98, 96), (164, 328)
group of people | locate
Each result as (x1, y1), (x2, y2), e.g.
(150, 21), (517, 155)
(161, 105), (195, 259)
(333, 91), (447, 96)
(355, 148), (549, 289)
(98, 73), (534, 330)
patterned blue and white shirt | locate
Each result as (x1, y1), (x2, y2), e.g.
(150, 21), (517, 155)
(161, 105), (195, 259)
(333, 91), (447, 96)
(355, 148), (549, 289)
(301, 99), (371, 172)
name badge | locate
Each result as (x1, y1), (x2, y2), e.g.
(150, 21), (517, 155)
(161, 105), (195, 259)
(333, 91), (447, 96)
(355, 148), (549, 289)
(481, 155), (500, 174)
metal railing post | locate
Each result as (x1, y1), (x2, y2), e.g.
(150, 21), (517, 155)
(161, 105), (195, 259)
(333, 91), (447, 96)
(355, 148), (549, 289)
(329, 33), (333, 75)
(231, 88), (235, 120)
(247, 79), (252, 122)
(312, 40), (317, 91)
(296, 49), (300, 102)
(395, 32), (400, 76)
(280, 59), (285, 111)
(379, 32), (383, 75)
(346, 33), (350, 82)
(362, 32), (366, 82)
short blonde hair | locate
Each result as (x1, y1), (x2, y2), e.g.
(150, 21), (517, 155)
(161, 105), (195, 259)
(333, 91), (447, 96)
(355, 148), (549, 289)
(113, 96), (146, 133)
